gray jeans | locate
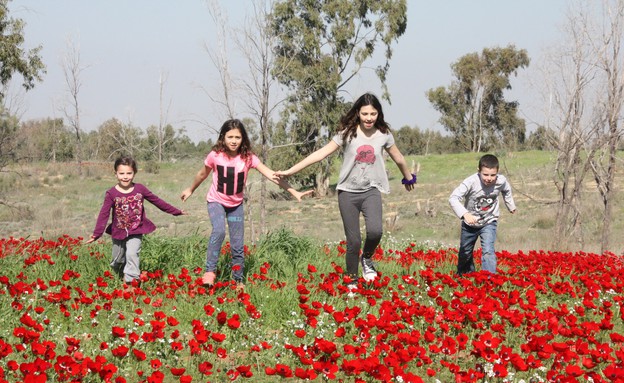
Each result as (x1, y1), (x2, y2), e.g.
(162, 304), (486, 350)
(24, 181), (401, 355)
(111, 235), (142, 283)
(338, 189), (383, 281)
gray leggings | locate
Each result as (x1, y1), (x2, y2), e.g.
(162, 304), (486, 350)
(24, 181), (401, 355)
(111, 235), (142, 283)
(338, 189), (383, 280)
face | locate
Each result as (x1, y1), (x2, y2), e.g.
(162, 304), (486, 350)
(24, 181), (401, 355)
(358, 105), (379, 131)
(224, 128), (243, 155)
(115, 164), (135, 189)
(479, 166), (498, 186)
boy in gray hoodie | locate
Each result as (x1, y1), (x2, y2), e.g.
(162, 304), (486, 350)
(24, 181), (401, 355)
(449, 154), (516, 275)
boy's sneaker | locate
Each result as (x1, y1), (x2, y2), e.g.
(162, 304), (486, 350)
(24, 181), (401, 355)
(202, 271), (216, 287)
(361, 257), (378, 282)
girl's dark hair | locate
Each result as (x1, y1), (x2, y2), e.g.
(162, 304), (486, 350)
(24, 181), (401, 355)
(478, 154), (499, 170)
(212, 119), (253, 159)
(340, 93), (390, 142)
(114, 156), (138, 173)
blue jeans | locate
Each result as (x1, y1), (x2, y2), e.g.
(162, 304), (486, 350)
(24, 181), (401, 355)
(457, 220), (498, 275)
(206, 202), (245, 282)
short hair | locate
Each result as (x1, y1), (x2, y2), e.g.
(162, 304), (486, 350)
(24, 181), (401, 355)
(114, 156), (138, 173)
(478, 154), (499, 170)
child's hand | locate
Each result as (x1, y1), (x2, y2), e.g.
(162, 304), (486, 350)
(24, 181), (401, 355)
(180, 188), (193, 202)
(85, 235), (97, 244)
(294, 189), (314, 202)
(180, 210), (189, 215)
(462, 213), (479, 225)
(274, 170), (291, 179)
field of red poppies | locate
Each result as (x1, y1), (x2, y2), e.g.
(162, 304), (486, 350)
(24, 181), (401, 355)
(0, 230), (623, 383)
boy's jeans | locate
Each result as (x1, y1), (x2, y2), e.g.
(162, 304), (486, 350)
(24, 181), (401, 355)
(457, 220), (498, 275)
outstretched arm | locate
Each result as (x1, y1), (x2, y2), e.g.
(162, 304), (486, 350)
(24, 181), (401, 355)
(255, 162), (314, 202)
(386, 145), (416, 191)
(275, 141), (340, 178)
(181, 165), (211, 202)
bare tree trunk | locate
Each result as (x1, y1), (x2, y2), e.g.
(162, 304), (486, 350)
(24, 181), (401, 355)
(204, 0), (287, 240)
(315, 159), (331, 197)
(537, 2), (621, 249)
(61, 36), (88, 169)
(588, 0), (624, 253)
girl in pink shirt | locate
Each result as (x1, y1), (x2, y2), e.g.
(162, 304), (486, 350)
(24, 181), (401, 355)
(181, 119), (312, 289)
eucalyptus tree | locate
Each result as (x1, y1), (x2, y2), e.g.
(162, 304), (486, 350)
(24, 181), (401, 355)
(426, 45), (529, 153)
(270, 0), (407, 195)
(0, 0), (45, 174)
(0, 0), (45, 103)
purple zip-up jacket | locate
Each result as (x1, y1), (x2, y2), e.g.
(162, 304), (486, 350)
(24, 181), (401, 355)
(91, 183), (183, 240)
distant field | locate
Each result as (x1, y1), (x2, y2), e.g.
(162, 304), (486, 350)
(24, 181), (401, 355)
(1, 150), (622, 253)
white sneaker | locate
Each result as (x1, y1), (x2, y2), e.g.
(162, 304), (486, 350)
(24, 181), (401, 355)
(346, 283), (357, 298)
(361, 257), (378, 282)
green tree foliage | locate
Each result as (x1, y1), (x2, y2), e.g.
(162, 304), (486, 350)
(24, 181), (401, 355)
(394, 125), (461, 155)
(0, 0), (45, 102)
(270, 0), (407, 194)
(0, 0), (45, 176)
(0, 109), (17, 168)
(426, 45), (529, 153)
(525, 126), (554, 151)
(17, 118), (73, 161)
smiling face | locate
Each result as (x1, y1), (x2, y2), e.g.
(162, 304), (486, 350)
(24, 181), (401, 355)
(115, 164), (135, 190)
(224, 128), (243, 156)
(358, 105), (379, 132)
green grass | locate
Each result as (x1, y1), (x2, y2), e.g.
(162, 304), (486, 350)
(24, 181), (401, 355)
(1, 150), (623, 253)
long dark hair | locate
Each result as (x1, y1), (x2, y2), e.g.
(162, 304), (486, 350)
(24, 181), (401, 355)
(340, 93), (390, 142)
(212, 119), (253, 160)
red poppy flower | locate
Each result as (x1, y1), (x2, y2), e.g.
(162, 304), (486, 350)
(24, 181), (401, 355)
(111, 345), (129, 358)
(236, 365), (253, 378)
(132, 349), (146, 361)
(150, 359), (162, 369)
(170, 367), (185, 376)
(111, 326), (126, 338)
(227, 314), (241, 329)
(198, 361), (213, 376)
(295, 329), (306, 338)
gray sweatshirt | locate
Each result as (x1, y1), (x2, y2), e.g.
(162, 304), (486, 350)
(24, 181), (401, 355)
(449, 173), (516, 227)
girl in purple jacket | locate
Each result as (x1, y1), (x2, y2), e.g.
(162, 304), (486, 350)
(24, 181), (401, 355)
(86, 157), (185, 285)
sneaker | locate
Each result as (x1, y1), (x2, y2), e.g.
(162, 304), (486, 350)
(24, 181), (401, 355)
(235, 282), (245, 292)
(202, 271), (216, 287)
(346, 283), (357, 298)
(361, 257), (378, 282)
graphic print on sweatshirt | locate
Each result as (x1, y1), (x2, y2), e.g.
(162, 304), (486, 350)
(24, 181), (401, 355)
(473, 193), (497, 222)
(216, 165), (245, 195)
(114, 193), (143, 230)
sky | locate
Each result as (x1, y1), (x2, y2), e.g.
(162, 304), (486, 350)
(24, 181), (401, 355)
(8, 0), (572, 143)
